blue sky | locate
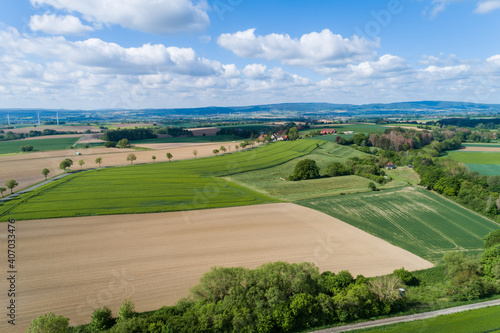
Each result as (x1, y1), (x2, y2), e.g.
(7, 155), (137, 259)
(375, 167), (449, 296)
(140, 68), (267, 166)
(0, 0), (499, 109)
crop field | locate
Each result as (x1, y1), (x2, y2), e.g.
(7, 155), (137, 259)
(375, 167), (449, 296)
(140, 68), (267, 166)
(132, 135), (240, 144)
(298, 187), (500, 262)
(355, 305), (500, 333)
(446, 151), (500, 176)
(0, 140), (320, 220)
(3, 204), (432, 333)
(0, 136), (80, 154)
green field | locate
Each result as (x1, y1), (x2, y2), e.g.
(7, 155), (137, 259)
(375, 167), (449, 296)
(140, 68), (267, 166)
(0, 137), (80, 154)
(225, 143), (377, 200)
(226, 143), (419, 201)
(446, 151), (500, 176)
(0, 140), (320, 221)
(297, 187), (499, 262)
(354, 305), (500, 333)
(462, 143), (500, 148)
(132, 135), (242, 144)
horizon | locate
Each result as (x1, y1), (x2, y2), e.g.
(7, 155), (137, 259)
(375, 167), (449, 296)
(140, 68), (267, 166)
(1, 1), (499, 109)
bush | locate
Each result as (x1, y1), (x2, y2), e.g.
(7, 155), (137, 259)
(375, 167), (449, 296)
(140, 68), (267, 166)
(89, 306), (114, 332)
(289, 159), (320, 181)
(117, 299), (135, 323)
(21, 145), (34, 152)
(27, 312), (69, 333)
(393, 267), (419, 286)
(484, 229), (500, 249)
(104, 141), (116, 148)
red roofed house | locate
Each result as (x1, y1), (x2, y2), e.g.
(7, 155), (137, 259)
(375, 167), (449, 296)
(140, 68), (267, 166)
(386, 162), (396, 170)
(321, 128), (337, 135)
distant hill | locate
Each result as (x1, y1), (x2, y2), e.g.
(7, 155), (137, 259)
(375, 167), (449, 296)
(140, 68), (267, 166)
(1, 101), (500, 120)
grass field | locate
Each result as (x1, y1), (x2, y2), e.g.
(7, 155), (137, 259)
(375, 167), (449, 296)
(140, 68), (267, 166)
(354, 305), (500, 333)
(446, 151), (500, 176)
(226, 143), (419, 201)
(0, 140), (320, 220)
(462, 143), (500, 148)
(225, 142), (376, 200)
(0, 137), (80, 154)
(297, 187), (499, 262)
(132, 135), (241, 144)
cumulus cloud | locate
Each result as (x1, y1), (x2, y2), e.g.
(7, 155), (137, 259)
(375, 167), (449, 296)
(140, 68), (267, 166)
(0, 28), (219, 76)
(475, 0), (500, 13)
(217, 28), (378, 69)
(29, 0), (210, 34)
(30, 14), (94, 35)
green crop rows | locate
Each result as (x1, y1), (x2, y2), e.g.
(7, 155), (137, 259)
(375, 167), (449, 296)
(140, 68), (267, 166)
(0, 140), (321, 220)
(0, 137), (80, 154)
(446, 151), (500, 176)
(297, 187), (499, 262)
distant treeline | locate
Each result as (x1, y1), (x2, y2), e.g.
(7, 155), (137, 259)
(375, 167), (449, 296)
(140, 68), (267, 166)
(435, 118), (500, 129)
(0, 128), (81, 142)
(154, 127), (193, 137)
(101, 128), (157, 142)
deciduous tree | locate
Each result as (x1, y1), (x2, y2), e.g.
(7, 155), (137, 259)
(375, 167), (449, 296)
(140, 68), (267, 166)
(127, 153), (137, 164)
(78, 159), (85, 169)
(117, 138), (130, 148)
(95, 157), (102, 167)
(193, 149), (198, 158)
(166, 152), (173, 162)
(5, 179), (18, 194)
(0, 187), (6, 197)
(27, 312), (69, 333)
(289, 159), (320, 181)
(42, 168), (50, 179)
(59, 158), (73, 171)
(152, 155), (156, 163)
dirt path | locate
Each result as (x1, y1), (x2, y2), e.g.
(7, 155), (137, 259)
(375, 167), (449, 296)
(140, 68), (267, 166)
(313, 299), (500, 332)
(0, 203), (432, 332)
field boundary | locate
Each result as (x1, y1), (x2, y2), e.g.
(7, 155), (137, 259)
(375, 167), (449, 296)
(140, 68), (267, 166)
(313, 299), (500, 332)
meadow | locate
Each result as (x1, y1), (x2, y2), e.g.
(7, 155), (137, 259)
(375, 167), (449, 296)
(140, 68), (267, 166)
(446, 151), (500, 176)
(297, 187), (499, 262)
(226, 143), (420, 201)
(354, 305), (500, 333)
(0, 136), (80, 154)
(0, 140), (320, 220)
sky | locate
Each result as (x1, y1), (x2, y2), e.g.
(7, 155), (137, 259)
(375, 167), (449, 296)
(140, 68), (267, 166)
(0, 0), (499, 109)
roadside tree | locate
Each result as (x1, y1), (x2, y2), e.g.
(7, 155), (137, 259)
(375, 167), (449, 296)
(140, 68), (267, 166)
(5, 179), (18, 194)
(78, 159), (85, 169)
(220, 146), (227, 154)
(127, 153), (137, 164)
(213, 149), (219, 156)
(166, 152), (173, 162)
(42, 168), (50, 179)
(193, 149), (198, 158)
(152, 155), (156, 163)
(0, 187), (6, 197)
(95, 157), (102, 167)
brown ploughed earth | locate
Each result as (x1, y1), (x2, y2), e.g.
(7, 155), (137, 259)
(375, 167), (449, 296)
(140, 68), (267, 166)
(460, 146), (500, 152)
(5, 125), (97, 134)
(0, 142), (244, 191)
(188, 127), (219, 136)
(2, 203), (433, 332)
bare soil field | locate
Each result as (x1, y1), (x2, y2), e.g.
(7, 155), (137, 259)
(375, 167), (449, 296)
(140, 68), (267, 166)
(6, 125), (97, 134)
(460, 146), (500, 152)
(1, 203), (432, 332)
(0, 142), (244, 191)
(188, 127), (219, 136)
(77, 133), (104, 143)
(9, 134), (83, 141)
(109, 123), (154, 128)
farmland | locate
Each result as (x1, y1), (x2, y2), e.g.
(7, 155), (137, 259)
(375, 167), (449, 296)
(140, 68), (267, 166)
(355, 305), (500, 333)
(298, 187), (499, 262)
(446, 151), (500, 176)
(0, 136), (80, 154)
(0, 140), (320, 220)
(132, 134), (241, 145)
(2, 204), (432, 332)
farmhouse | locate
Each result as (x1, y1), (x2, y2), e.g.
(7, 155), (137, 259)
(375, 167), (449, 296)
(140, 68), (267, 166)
(321, 128), (337, 135)
(386, 162), (396, 170)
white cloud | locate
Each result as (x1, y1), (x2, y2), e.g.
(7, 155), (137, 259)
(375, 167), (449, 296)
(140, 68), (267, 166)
(475, 0), (500, 13)
(30, 14), (94, 35)
(217, 28), (378, 69)
(242, 64), (268, 80)
(29, 0), (209, 35)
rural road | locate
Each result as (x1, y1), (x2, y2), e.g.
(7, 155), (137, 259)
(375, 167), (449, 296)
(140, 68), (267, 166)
(313, 299), (500, 332)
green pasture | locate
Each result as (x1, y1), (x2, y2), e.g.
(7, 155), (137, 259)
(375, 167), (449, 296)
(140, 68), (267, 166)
(0, 140), (321, 221)
(226, 143), (419, 200)
(225, 143), (375, 200)
(354, 305), (500, 333)
(462, 143), (500, 148)
(466, 164), (500, 176)
(446, 151), (500, 164)
(0, 137), (80, 154)
(298, 187), (499, 262)
(132, 135), (241, 145)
